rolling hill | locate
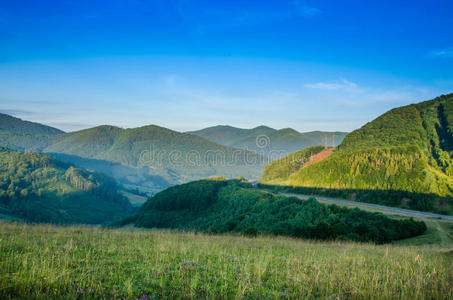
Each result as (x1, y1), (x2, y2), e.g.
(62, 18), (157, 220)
(44, 124), (265, 190)
(0, 147), (132, 224)
(0, 113), (64, 151)
(120, 178), (426, 244)
(261, 94), (453, 215)
(188, 125), (347, 158)
(0, 114), (266, 192)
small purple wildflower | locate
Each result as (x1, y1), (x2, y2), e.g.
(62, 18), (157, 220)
(183, 260), (194, 264)
(76, 288), (84, 294)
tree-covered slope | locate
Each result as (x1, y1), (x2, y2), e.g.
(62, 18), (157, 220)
(261, 146), (326, 182)
(0, 113), (63, 136)
(122, 178), (426, 244)
(188, 125), (347, 158)
(0, 147), (132, 224)
(0, 114), (265, 191)
(0, 113), (64, 151)
(45, 125), (122, 157)
(44, 125), (265, 187)
(261, 94), (453, 214)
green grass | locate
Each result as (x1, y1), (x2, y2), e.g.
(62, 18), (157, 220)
(393, 219), (453, 248)
(1, 222), (452, 299)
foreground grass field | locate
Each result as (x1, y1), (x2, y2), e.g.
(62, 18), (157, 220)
(0, 222), (452, 299)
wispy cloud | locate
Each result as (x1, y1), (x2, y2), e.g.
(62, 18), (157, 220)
(305, 78), (360, 91)
(293, 1), (322, 17)
(429, 47), (453, 58)
(0, 108), (36, 117)
(0, 107), (59, 119)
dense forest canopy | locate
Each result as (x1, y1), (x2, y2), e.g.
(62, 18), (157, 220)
(261, 146), (325, 182)
(261, 94), (453, 215)
(0, 147), (132, 224)
(122, 178), (426, 244)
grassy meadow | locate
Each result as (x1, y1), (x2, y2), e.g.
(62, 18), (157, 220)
(1, 221), (452, 299)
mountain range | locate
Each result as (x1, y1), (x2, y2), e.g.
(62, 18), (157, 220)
(2, 93), (452, 223)
(0, 113), (345, 195)
(188, 125), (347, 158)
(45, 124), (264, 191)
(261, 94), (453, 215)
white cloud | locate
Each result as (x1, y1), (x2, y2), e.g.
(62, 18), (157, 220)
(305, 78), (360, 91)
(430, 48), (453, 58)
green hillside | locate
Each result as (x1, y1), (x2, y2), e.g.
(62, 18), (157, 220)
(0, 147), (132, 224)
(0, 113), (63, 136)
(44, 125), (265, 189)
(188, 125), (347, 158)
(261, 94), (453, 215)
(261, 145), (325, 182)
(0, 113), (64, 151)
(1, 222), (450, 300)
(0, 114), (266, 191)
(122, 178), (426, 244)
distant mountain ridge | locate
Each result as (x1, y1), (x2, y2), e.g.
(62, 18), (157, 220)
(188, 125), (347, 158)
(0, 113), (64, 136)
(45, 124), (265, 189)
(261, 94), (453, 215)
(0, 113), (345, 193)
(0, 117), (266, 191)
(0, 113), (64, 151)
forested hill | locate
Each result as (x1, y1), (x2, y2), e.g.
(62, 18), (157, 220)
(260, 94), (453, 215)
(44, 125), (265, 186)
(188, 125), (347, 158)
(0, 113), (64, 151)
(120, 178), (426, 244)
(0, 113), (63, 135)
(0, 147), (132, 224)
(0, 113), (265, 191)
(261, 146), (326, 183)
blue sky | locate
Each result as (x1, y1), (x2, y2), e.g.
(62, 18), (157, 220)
(0, 0), (452, 132)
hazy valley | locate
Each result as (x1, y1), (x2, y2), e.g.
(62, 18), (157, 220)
(1, 1), (453, 297)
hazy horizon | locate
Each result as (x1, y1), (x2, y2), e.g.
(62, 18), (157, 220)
(1, 0), (452, 132)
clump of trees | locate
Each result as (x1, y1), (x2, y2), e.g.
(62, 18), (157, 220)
(128, 179), (426, 244)
(0, 147), (132, 224)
